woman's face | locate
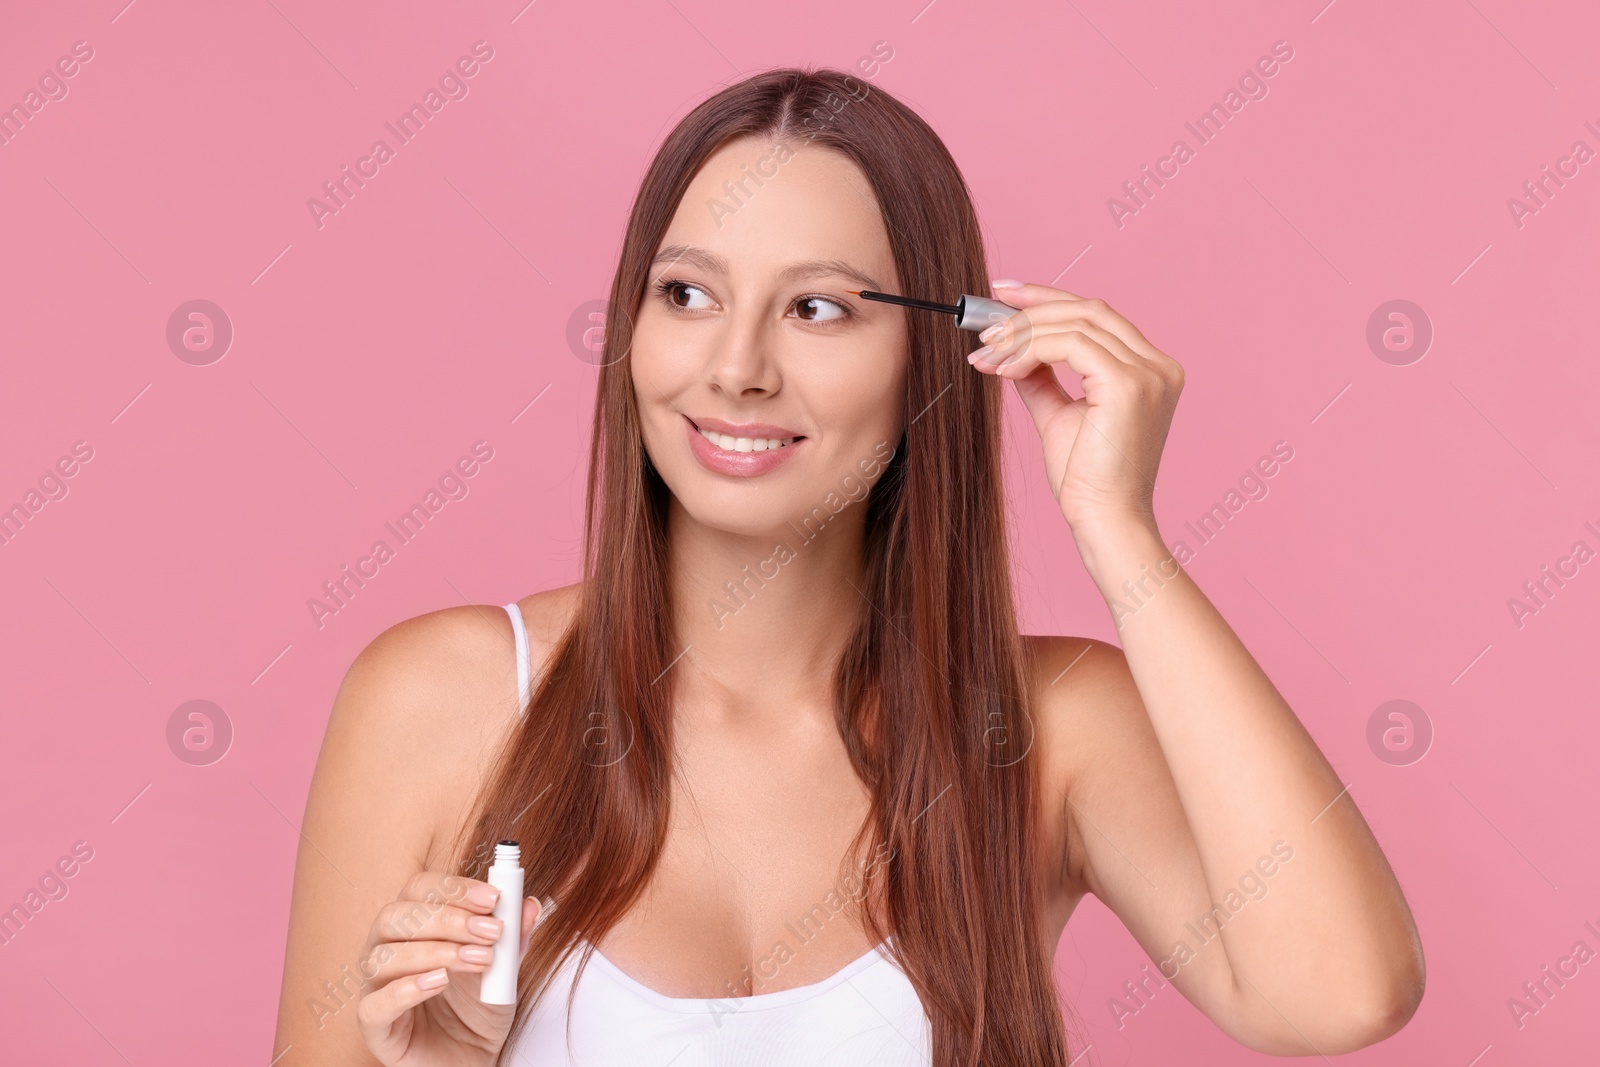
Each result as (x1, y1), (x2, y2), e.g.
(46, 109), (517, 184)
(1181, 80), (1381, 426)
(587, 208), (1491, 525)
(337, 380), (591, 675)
(630, 135), (909, 540)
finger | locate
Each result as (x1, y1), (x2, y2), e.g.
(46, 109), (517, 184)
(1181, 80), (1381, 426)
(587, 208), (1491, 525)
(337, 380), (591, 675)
(363, 938), (498, 989)
(991, 287), (1172, 368)
(974, 330), (1129, 391)
(356, 967), (450, 1047)
(978, 317), (1144, 371)
(398, 870), (490, 909)
(990, 280), (1084, 305)
(372, 898), (504, 950)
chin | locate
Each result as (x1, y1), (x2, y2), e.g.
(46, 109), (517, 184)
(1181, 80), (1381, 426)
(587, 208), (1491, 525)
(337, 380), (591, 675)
(664, 479), (806, 542)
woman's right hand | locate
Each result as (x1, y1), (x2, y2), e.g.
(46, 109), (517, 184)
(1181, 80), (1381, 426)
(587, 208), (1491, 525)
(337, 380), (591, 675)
(355, 871), (544, 1066)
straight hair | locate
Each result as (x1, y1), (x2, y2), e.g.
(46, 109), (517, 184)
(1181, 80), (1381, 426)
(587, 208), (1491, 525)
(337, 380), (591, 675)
(449, 66), (1079, 1067)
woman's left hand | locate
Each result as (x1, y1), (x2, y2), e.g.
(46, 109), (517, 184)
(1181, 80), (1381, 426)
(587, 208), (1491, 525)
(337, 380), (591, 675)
(968, 282), (1185, 537)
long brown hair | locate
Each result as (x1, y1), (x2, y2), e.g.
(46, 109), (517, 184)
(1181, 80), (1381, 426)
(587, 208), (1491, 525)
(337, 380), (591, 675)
(450, 66), (1078, 1067)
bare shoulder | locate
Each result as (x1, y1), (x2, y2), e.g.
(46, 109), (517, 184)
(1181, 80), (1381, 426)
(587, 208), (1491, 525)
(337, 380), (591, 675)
(274, 584), (585, 1061)
(1022, 635), (1165, 890)
(508, 580), (586, 681)
(319, 582), (586, 863)
(1022, 633), (1148, 783)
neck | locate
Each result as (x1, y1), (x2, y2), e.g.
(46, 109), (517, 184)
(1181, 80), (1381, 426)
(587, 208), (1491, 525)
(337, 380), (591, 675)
(664, 492), (869, 722)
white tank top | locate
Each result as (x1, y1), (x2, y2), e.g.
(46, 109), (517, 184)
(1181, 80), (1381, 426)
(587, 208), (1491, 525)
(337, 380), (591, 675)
(500, 602), (933, 1065)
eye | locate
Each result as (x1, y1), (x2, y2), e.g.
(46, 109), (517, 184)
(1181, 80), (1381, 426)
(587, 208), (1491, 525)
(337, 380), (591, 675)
(793, 295), (850, 323)
(653, 278), (715, 311)
(650, 278), (854, 325)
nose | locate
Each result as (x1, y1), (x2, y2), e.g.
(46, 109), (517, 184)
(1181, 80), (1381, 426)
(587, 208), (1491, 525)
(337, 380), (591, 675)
(703, 312), (781, 399)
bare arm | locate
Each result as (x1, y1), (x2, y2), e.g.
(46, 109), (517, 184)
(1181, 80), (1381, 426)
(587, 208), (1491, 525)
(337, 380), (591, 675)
(1041, 520), (1424, 1053)
(978, 281), (1423, 1052)
(271, 606), (523, 1066)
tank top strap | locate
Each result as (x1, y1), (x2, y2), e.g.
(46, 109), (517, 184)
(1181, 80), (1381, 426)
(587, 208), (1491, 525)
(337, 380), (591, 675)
(503, 602), (532, 714)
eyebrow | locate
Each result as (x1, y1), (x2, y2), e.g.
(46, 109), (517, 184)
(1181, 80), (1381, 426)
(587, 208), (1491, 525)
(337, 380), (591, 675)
(650, 244), (884, 294)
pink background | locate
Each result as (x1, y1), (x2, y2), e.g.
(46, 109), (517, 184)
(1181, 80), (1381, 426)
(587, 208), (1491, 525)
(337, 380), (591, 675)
(2, 0), (1597, 1062)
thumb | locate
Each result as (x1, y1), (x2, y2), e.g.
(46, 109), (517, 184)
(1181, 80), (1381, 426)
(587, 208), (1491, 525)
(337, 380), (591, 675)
(1010, 364), (1079, 436)
(520, 896), (543, 954)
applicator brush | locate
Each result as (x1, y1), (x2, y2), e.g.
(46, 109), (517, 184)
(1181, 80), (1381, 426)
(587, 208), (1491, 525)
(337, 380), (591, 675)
(846, 290), (1016, 333)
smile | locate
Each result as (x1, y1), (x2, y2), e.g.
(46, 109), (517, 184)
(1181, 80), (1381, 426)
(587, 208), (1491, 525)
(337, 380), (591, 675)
(694, 425), (798, 452)
(684, 415), (807, 477)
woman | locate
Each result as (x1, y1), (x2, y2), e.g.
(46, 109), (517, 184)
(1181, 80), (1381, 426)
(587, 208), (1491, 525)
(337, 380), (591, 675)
(273, 67), (1424, 1066)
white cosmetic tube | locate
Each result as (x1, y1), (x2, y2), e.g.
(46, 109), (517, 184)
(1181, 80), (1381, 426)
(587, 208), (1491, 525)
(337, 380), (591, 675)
(479, 840), (524, 1004)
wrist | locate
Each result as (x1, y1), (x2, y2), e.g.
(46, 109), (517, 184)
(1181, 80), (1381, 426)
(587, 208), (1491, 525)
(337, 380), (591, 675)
(1070, 514), (1175, 592)
(1068, 508), (1160, 553)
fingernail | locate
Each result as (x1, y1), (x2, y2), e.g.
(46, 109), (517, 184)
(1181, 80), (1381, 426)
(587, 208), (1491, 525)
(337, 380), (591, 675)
(969, 345), (993, 363)
(467, 884), (500, 907)
(978, 323), (1004, 343)
(460, 944), (494, 964)
(418, 968), (449, 989)
(991, 278), (1023, 289)
(468, 916), (503, 938)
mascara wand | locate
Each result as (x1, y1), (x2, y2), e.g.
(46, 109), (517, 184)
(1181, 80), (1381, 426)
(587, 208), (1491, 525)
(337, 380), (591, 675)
(847, 290), (1016, 333)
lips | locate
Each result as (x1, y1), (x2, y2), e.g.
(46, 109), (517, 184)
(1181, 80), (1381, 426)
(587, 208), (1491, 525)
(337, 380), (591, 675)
(684, 414), (806, 477)
(688, 414), (805, 442)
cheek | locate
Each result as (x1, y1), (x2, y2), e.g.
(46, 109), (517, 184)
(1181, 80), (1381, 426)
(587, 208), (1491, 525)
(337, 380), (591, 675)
(808, 358), (904, 439)
(628, 324), (678, 391)
(627, 351), (682, 462)
(629, 332), (697, 418)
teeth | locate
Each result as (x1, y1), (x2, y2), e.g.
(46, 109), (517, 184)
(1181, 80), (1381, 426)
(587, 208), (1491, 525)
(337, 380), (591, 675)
(697, 426), (798, 452)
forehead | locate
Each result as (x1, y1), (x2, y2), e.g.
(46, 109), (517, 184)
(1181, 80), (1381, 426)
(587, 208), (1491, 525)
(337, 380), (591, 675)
(656, 135), (897, 288)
